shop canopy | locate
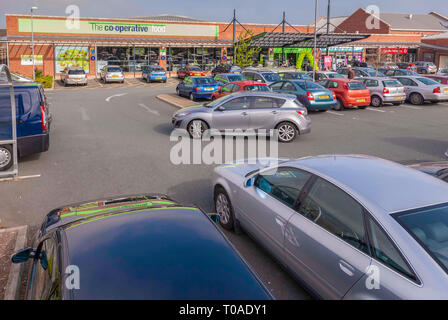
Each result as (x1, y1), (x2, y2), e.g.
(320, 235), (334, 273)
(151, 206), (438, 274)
(242, 32), (371, 49)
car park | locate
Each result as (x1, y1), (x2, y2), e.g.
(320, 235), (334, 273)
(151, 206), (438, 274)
(307, 71), (344, 81)
(142, 65), (167, 83)
(0, 82), (51, 171)
(60, 67), (88, 86)
(214, 73), (245, 85)
(11, 194), (272, 300)
(212, 154), (448, 299)
(317, 78), (371, 110)
(393, 76), (448, 104)
(423, 75), (448, 85)
(172, 91), (310, 142)
(100, 66), (125, 83)
(414, 61), (437, 74)
(408, 161), (448, 183)
(355, 77), (406, 107)
(278, 71), (313, 81)
(269, 80), (336, 112)
(176, 76), (219, 101)
(211, 80), (269, 100)
(177, 65), (205, 79)
(242, 69), (282, 85)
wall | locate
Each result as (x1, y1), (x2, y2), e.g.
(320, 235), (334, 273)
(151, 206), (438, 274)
(8, 44), (54, 78)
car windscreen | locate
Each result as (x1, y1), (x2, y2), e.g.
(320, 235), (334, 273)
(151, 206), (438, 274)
(394, 203), (448, 274)
(189, 67), (201, 71)
(262, 73), (281, 82)
(150, 67), (165, 72)
(107, 67), (122, 72)
(295, 81), (324, 90)
(195, 78), (216, 85)
(347, 82), (367, 90)
(383, 80), (402, 87)
(244, 85), (269, 91)
(227, 75), (242, 82)
(417, 77), (439, 85)
(68, 69), (85, 75)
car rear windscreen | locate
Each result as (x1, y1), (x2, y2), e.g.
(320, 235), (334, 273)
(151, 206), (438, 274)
(189, 67), (201, 71)
(347, 82), (367, 90)
(107, 67), (122, 72)
(383, 80), (402, 87)
(295, 81), (324, 90)
(227, 75), (242, 82)
(68, 70), (85, 75)
(195, 78), (216, 85)
(243, 85), (269, 91)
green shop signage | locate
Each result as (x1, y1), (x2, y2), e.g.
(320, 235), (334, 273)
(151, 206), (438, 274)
(18, 18), (218, 37)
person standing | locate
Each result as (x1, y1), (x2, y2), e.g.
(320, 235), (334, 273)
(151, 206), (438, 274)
(348, 65), (355, 79)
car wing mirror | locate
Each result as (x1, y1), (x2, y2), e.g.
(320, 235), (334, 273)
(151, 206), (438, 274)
(245, 177), (255, 188)
(217, 106), (226, 111)
(11, 247), (36, 264)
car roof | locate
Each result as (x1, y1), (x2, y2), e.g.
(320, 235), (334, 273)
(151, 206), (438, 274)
(230, 91), (295, 99)
(289, 155), (448, 214)
(231, 80), (266, 86)
(358, 77), (396, 81)
(50, 195), (270, 300)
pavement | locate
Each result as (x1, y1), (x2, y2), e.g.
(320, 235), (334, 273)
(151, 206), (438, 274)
(1, 82), (447, 299)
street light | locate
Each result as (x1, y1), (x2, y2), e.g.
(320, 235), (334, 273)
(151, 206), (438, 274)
(313, 0), (318, 81)
(31, 6), (38, 81)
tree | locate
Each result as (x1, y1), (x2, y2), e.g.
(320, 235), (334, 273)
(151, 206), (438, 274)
(233, 30), (262, 68)
(296, 49), (318, 71)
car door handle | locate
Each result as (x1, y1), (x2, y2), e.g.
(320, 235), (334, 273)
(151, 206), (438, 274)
(241, 112), (248, 116)
(271, 110), (278, 114)
(339, 260), (355, 277)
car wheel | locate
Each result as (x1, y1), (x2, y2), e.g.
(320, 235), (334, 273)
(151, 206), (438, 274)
(371, 95), (382, 107)
(276, 122), (297, 143)
(187, 119), (208, 139)
(176, 87), (180, 96)
(0, 145), (13, 171)
(334, 99), (344, 111)
(189, 92), (195, 101)
(214, 187), (235, 231)
(146, 76), (150, 83)
(410, 93), (424, 105)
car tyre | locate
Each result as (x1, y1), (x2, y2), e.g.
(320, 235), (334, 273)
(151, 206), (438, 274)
(0, 145), (13, 171)
(334, 99), (344, 111)
(146, 76), (150, 83)
(410, 93), (424, 105)
(189, 92), (195, 101)
(276, 121), (297, 143)
(187, 119), (208, 139)
(176, 87), (180, 96)
(371, 95), (383, 107)
(214, 187), (235, 231)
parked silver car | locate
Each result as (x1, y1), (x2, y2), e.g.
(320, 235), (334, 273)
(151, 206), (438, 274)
(100, 66), (125, 83)
(242, 69), (282, 86)
(61, 67), (88, 86)
(355, 77), (406, 107)
(172, 92), (311, 142)
(415, 61), (437, 74)
(212, 154), (448, 299)
(394, 76), (448, 104)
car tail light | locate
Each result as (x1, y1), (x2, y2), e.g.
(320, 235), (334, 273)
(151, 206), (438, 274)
(40, 105), (47, 131)
(296, 110), (305, 115)
(332, 92), (336, 100)
(307, 92), (314, 101)
(195, 87), (201, 91)
(403, 88), (406, 93)
(150, 72), (153, 75)
(383, 88), (390, 94)
(433, 87), (441, 94)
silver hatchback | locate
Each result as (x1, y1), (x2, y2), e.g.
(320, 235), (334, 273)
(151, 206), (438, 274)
(172, 92), (311, 142)
(355, 77), (406, 107)
(212, 154), (448, 299)
(394, 76), (448, 104)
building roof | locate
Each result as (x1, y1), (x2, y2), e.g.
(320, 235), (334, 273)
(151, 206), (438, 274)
(423, 31), (448, 40)
(131, 14), (208, 22)
(311, 16), (348, 33)
(373, 11), (448, 31)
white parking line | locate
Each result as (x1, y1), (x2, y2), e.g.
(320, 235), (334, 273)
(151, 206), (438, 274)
(400, 105), (423, 110)
(105, 93), (128, 102)
(366, 107), (386, 113)
(80, 107), (90, 121)
(327, 111), (344, 116)
(138, 103), (160, 116)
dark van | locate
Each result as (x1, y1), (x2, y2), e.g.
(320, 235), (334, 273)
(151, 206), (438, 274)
(0, 82), (51, 171)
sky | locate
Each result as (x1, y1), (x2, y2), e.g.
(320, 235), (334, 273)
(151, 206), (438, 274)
(1, 0), (447, 28)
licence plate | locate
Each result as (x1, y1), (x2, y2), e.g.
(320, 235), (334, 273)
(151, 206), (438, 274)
(395, 96), (403, 100)
(444, 88), (448, 93)
(357, 99), (366, 102)
(73, 78), (82, 81)
(112, 75), (119, 78)
(156, 77), (162, 80)
(205, 87), (214, 91)
(319, 95), (329, 99)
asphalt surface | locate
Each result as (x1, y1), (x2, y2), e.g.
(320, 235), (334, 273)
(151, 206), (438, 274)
(1, 80), (448, 299)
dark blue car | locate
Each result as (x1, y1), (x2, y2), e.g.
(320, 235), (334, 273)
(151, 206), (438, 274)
(142, 65), (167, 83)
(0, 82), (50, 171)
(12, 194), (272, 300)
(176, 76), (219, 101)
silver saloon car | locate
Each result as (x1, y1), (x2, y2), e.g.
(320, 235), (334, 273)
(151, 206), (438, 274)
(212, 154), (448, 299)
(100, 66), (125, 83)
(355, 77), (406, 107)
(172, 92), (311, 142)
(394, 76), (448, 104)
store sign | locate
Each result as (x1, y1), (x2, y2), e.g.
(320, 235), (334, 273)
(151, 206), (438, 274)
(381, 48), (409, 55)
(21, 55), (43, 65)
(324, 56), (332, 68)
(18, 18), (218, 37)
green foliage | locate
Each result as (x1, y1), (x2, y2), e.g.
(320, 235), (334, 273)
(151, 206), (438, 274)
(234, 30), (262, 68)
(296, 49), (318, 71)
(34, 68), (53, 88)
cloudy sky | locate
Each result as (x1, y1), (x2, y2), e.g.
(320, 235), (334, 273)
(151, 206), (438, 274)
(1, 0), (446, 28)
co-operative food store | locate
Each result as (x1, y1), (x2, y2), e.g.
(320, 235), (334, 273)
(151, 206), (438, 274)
(4, 14), (311, 78)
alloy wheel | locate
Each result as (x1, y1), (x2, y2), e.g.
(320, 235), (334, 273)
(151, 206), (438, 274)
(278, 124), (296, 142)
(189, 120), (205, 139)
(216, 193), (230, 225)
(0, 147), (12, 170)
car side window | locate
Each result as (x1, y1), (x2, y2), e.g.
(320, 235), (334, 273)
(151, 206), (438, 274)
(221, 96), (250, 110)
(318, 80), (328, 88)
(328, 81), (339, 89)
(298, 178), (369, 253)
(251, 96), (284, 109)
(364, 79), (379, 87)
(367, 217), (418, 282)
(243, 72), (253, 80)
(254, 167), (311, 208)
(270, 81), (284, 90)
(254, 74), (264, 82)
(282, 82), (296, 91)
(231, 85), (240, 92)
(221, 84), (234, 93)
(32, 235), (61, 300)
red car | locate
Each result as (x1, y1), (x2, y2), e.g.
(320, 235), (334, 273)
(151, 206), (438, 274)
(317, 78), (371, 110)
(211, 80), (269, 100)
(424, 75), (448, 85)
(177, 65), (205, 79)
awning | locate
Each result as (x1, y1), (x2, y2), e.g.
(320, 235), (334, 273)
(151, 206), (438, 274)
(241, 32), (371, 48)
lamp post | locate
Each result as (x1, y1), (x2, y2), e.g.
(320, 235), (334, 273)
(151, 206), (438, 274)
(31, 6), (38, 81)
(313, 0), (318, 81)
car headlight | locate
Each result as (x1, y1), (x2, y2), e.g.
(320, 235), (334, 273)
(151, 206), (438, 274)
(176, 111), (190, 118)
